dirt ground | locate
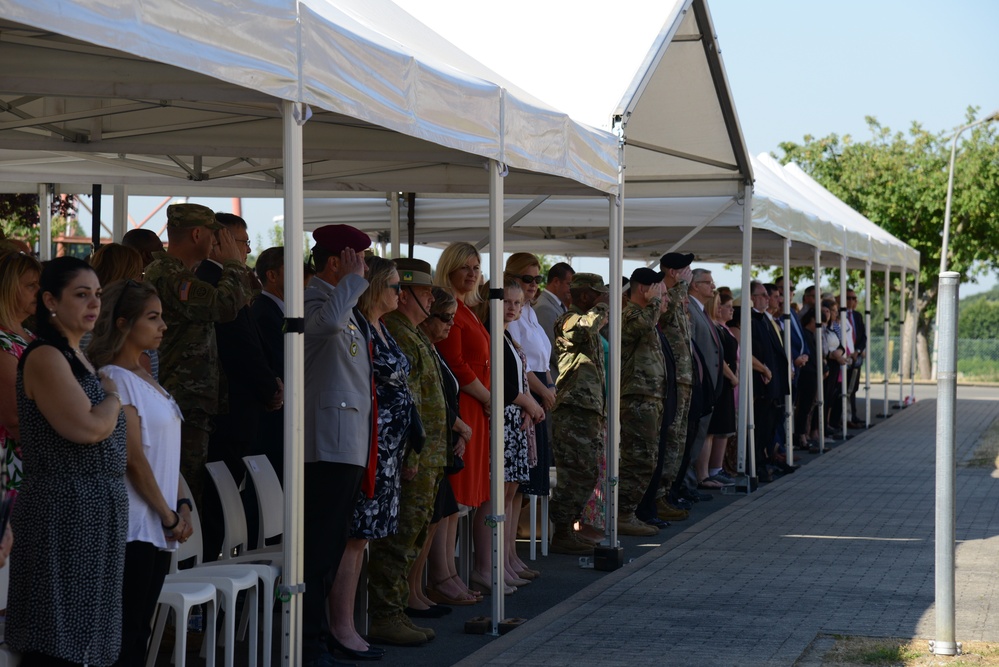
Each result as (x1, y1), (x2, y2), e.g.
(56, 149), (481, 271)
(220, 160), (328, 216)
(811, 636), (999, 666)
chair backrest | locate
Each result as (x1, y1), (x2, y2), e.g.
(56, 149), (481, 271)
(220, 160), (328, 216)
(205, 461), (250, 558)
(172, 474), (205, 571)
(242, 455), (284, 550)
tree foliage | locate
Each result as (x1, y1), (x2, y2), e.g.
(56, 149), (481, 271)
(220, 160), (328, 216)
(777, 107), (999, 375)
(0, 194), (79, 244)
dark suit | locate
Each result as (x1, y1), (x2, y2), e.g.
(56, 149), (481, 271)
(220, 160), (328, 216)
(751, 310), (790, 474)
(846, 308), (867, 421)
(251, 292), (285, 480)
(195, 260), (280, 560)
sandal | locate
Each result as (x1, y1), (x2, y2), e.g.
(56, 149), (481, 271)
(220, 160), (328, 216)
(697, 478), (725, 490)
(451, 574), (483, 598)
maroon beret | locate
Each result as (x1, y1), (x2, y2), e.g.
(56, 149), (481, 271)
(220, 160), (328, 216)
(312, 224), (371, 255)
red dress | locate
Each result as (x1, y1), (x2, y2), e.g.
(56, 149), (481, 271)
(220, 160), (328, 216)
(435, 300), (491, 507)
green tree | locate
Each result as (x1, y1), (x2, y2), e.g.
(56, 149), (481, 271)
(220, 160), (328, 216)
(958, 299), (999, 340)
(778, 108), (999, 378)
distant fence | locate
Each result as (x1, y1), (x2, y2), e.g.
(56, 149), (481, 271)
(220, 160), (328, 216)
(865, 336), (999, 383)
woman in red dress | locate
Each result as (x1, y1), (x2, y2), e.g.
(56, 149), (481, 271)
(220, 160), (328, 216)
(433, 243), (500, 592)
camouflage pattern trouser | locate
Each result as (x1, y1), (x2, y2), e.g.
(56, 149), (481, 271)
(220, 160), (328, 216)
(661, 382), (692, 489)
(367, 465), (443, 620)
(550, 406), (605, 529)
(619, 398), (664, 513)
(180, 421), (211, 511)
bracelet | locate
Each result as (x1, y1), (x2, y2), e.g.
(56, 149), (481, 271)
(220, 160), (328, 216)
(177, 498), (193, 513)
(105, 391), (122, 405)
(546, 383), (555, 389)
(162, 510), (180, 531)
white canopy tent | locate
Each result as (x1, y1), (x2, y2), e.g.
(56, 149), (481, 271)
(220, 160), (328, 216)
(1, 0), (621, 655)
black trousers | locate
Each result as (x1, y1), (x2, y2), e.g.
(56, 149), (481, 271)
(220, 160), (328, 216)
(113, 541), (172, 667)
(302, 461), (364, 650)
(753, 397), (781, 474)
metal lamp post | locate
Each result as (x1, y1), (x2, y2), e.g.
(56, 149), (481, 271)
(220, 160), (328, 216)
(930, 107), (998, 657)
(931, 108), (999, 379)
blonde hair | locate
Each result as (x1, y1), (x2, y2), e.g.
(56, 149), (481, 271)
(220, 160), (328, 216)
(434, 242), (482, 306)
(0, 250), (42, 328)
(504, 252), (540, 276)
(356, 256), (397, 319)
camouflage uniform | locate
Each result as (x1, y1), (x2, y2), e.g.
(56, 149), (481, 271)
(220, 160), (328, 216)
(145, 251), (252, 506)
(619, 298), (667, 512)
(658, 281), (692, 487)
(550, 302), (609, 529)
(367, 311), (448, 620)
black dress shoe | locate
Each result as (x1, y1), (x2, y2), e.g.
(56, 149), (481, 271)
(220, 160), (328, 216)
(327, 635), (385, 661)
(775, 462), (799, 474)
(405, 605), (451, 618)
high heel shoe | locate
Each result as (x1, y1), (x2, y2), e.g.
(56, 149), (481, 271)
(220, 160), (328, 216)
(327, 635), (386, 660)
(469, 573), (516, 596)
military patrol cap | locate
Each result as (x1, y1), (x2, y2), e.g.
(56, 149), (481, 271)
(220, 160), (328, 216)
(659, 252), (694, 270)
(395, 258), (433, 286)
(166, 203), (222, 229)
(312, 224), (371, 254)
(570, 272), (609, 294)
(630, 267), (664, 286)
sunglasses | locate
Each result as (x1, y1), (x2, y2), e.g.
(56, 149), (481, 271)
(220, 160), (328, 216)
(432, 312), (455, 323)
(518, 275), (542, 285)
(387, 283), (402, 293)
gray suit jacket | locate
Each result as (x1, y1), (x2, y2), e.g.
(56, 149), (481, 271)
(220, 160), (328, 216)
(303, 273), (372, 466)
(534, 290), (565, 382)
(687, 298), (723, 400)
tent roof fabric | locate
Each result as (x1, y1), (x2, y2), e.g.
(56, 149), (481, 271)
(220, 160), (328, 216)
(0, 0), (619, 196)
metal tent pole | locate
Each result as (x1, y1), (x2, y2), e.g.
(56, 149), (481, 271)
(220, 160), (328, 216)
(815, 248), (825, 454)
(879, 268), (891, 418)
(487, 159), (505, 635)
(864, 258), (872, 427)
(738, 184), (754, 489)
(910, 268), (920, 401)
(37, 184), (52, 260)
(606, 191), (622, 548)
(280, 99), (307, 667)
(783, 240), (793, 465)
(898, 266), (906, 408)
(839, 254), (848, 441)
(388, 193), (401, 259)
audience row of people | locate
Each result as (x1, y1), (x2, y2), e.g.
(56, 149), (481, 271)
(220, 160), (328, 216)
(0, 213), (868, 667)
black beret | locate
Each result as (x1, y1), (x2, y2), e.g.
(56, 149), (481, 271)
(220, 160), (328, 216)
(629, 267), (664, 286)
(660, 252), (694, 270)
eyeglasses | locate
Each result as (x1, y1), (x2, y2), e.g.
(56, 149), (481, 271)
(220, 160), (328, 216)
(518, 275), (542, 285)
(432, 312), (455, 323)
(847, 296), (858, 301)
(387, 283), (402, 293)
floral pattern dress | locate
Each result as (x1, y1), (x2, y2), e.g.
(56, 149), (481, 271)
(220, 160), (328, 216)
(0, 326), (33, 492)
(351, 320), (414, 540)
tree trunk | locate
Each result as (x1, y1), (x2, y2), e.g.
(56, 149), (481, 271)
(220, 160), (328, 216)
(916, 329), (932, 380)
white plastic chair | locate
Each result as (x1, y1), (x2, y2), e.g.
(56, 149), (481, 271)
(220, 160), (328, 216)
(165, 476), (260, 667)
(206, 462), (282, 667)
(241, 455), (284, 551)
(146, 582), (218, 667)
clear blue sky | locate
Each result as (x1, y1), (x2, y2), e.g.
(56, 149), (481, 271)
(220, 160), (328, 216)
(80, 0), (999, 292)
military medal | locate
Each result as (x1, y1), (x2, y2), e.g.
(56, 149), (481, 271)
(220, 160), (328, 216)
(349, 341), (359, 357)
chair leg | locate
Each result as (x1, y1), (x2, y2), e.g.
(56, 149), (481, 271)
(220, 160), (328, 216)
(541, 495), (549, 557)
(173, 607), (187, 667)
(146, 606), (168, 667)
(204, 597), (218, 667)
(528, 494), (538, 561)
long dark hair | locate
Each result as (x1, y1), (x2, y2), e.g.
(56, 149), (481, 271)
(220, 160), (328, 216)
(88, 280), (159, 369)
(30, 257), (97, 377)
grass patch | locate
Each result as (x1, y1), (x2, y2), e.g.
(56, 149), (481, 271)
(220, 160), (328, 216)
(964, 414), (999, 472)
(817, 636), (999, 666)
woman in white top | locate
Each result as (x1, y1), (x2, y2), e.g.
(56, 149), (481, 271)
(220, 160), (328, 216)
(88, 279), (193, 667)
(504, 253), (554, 581)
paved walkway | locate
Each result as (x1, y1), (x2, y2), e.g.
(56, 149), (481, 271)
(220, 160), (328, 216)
(456, 397), (999, 666)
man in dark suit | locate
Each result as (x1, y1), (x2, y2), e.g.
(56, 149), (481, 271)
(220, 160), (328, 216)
(776, 277), (810, 450)
(251, 246), (286, 480)
(196, 213), (282, 561)
(845, 289), (867, 426)
(749, 281), (790, 482)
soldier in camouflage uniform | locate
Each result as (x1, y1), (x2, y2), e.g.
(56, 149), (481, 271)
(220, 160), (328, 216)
(550, 273), (609, 555)
(619, 267), (668, 536)
(656, 253), (695, 518)
(366, 259), (448, 646)
(144, 203), (253, 509)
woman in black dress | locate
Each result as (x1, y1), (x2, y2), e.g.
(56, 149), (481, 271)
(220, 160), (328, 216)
(6, 257), (127, 667)
(698, 291), (739, 488)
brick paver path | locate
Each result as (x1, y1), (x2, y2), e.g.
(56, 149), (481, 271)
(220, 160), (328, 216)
(456, 398), (999, 666)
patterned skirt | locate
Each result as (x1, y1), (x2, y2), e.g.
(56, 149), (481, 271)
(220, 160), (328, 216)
(503, 404), (530, 483)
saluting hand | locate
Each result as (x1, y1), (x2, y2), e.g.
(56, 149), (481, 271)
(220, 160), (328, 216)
(216, 227), (244, 264)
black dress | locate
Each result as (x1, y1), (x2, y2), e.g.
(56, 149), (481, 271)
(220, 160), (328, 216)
(6, 341), (128, 666)
(708, 324), (738, 436)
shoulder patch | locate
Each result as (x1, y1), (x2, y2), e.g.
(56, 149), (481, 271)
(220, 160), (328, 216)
(179, 281), (191, 301)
